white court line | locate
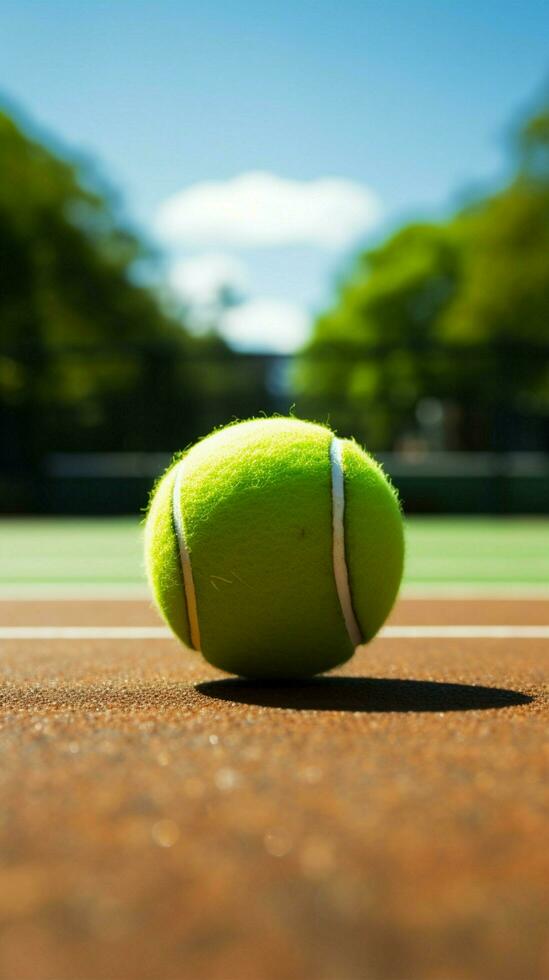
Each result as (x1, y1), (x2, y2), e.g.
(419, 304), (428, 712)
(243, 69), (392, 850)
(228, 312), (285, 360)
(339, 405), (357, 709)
(384, 625), (549, 639)
(0, 626), (548, 641)
(402, 585), (549, 600)
(1, 585), (549, 602)
(0, 586), (151, 601)
(0, 626), (168, 639)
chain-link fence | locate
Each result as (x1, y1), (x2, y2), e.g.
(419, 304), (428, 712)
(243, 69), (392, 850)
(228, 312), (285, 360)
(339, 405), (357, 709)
(1, 343), (548, 513)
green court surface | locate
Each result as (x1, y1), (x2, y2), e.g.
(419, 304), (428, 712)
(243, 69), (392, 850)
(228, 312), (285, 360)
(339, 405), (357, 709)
(1, 517), (548, 593)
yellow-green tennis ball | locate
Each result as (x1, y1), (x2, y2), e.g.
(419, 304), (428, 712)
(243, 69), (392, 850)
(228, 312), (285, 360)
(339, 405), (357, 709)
(145, 417), (404, 679)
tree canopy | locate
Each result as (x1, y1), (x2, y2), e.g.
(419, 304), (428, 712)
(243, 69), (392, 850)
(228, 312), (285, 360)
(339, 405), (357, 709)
(295, 103), (549, 451)
(0, 109), (267, 488)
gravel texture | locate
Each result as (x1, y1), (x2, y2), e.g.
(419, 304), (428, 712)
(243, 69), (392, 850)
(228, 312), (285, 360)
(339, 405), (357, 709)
(0, 600), (547, 980)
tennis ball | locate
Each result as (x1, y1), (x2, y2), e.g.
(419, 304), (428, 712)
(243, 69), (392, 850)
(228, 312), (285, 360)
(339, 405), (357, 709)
(145, 417), (404, 679)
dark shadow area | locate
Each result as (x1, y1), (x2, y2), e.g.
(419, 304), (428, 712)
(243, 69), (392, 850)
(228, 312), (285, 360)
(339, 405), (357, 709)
(196, 676), (532, 713)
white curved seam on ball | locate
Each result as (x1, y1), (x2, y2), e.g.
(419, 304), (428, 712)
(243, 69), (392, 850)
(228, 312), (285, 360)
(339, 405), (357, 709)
(330, 438), (363, 648)
(172, 461), (201, 651)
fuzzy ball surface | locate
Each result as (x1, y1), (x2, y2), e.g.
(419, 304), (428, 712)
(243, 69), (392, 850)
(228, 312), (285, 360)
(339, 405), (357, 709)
(145, 417), (404, 678)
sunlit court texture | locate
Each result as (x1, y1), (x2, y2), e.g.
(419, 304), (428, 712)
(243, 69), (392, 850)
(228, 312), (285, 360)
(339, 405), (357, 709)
(1, 1), (549, 978)
(1, 517), (548, 978)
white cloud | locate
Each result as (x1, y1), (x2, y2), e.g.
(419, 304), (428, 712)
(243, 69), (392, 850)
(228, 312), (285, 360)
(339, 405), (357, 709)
(156, 171), (381, 249)
(169, 253), (249, 307)
(166, 253), (311, 350)
(220, 298), (311, 353)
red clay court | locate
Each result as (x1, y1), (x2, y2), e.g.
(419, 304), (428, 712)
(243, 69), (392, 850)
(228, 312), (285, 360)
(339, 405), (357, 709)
(0, 518), (547, 980)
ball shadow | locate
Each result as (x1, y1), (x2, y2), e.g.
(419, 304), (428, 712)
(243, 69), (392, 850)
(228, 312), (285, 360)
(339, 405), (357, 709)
(196, 676), (532, 713)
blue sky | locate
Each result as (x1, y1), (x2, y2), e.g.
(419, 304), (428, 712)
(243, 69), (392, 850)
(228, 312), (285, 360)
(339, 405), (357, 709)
(1, 1), (548, 349)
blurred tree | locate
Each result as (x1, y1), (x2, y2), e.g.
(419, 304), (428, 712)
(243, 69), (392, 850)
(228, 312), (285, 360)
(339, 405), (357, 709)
(0, 109), (270, 506)
(294, 101), (549, 451)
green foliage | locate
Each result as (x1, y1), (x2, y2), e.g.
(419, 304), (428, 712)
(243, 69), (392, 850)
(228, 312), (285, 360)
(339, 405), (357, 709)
(0, 112), (162, 449)
(0, 109), (269, 485)
(295, 101), (549, 451)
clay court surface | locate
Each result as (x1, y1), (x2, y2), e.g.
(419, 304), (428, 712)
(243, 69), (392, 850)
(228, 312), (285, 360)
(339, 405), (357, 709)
(0, 519), (548, 980)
